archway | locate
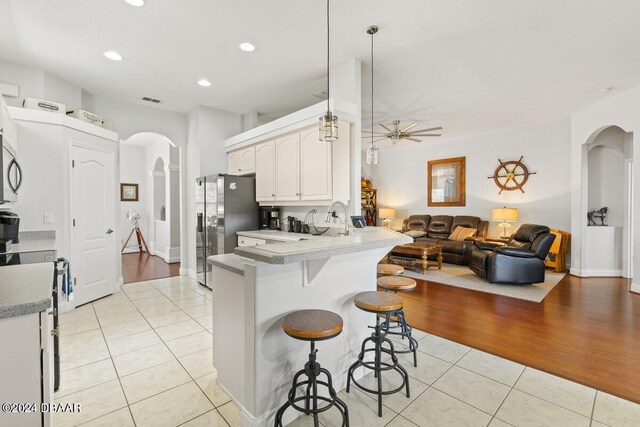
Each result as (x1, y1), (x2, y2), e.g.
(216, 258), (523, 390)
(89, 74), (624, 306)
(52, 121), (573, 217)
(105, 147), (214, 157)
(581, 125), (633, 278)
(119, 132), (181, 283)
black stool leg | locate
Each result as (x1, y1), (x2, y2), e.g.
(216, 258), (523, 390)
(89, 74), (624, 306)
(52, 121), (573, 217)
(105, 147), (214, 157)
(380, 290), (419, 367)
(274, 341), (348, 426)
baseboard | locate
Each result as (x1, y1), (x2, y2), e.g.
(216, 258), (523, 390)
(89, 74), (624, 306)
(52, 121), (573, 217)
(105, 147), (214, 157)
(630, 282), (640, 294)
(163, 246), (181, 264)
(571, 268), (623, 277)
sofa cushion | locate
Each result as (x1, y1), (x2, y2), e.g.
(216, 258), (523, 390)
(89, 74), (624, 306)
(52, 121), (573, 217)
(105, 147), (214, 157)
(451, 216), (481, 232)
(512, 224), (551, 244)
(427, 215), (453, 239)
(441, 239), (464, 256)
(403, 215), (431, 232)
(449, 226), (477, 242)
(403, 230), (427, 239)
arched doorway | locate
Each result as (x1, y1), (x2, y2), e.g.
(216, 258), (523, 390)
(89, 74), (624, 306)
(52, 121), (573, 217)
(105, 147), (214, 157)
(580, 125), (633, 278)
(120, 132), (181, 283)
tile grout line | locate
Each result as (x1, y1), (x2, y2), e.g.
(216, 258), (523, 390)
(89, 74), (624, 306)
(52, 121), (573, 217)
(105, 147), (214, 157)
(487, 365), (527, 426)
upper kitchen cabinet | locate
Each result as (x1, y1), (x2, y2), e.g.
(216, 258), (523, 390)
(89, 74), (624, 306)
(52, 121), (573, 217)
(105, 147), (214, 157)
(300, 127), (332, 201)
(255, 140), (276, 202)
(0, 95), (17, 154)
(228, 146), (255, 175)
(275, 133), (300, 201)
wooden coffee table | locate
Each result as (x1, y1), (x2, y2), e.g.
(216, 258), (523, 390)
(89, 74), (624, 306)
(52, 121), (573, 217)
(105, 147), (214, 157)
(385, 242), (443, 274)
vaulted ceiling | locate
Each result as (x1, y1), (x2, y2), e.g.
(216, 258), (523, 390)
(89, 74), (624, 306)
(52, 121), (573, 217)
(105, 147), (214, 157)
(2, 0), (640, 139)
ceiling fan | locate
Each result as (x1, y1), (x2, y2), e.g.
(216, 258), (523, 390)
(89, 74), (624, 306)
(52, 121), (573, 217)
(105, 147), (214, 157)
(363, 120), (443, 144)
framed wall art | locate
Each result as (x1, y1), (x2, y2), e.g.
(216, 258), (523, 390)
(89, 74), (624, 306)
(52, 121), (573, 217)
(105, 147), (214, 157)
(120, 183), (139, 202)
(428, 156), (466, 207)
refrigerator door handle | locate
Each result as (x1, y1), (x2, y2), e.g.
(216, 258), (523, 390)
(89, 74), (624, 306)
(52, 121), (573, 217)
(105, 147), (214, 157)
(196, 213), (204, 232)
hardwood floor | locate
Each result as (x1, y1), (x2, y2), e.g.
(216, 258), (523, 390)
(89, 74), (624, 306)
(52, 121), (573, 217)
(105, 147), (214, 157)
(122, 253), (180, 284)
(398, 273), (640, 404)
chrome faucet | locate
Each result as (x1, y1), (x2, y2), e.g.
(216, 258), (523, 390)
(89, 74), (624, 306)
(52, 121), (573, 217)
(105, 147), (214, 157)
(325, 201), (351, 236)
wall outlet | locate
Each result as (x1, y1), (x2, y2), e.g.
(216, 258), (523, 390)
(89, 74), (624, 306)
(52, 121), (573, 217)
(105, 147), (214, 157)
(44, 212), (54, 224)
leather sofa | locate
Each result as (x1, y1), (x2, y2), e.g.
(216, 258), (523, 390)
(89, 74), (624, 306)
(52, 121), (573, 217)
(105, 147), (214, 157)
(469, 224), (555, 285)
(401, 215), (489, 265)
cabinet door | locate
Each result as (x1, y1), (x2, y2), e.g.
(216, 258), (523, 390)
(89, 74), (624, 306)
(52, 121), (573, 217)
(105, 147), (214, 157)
(275, 134), (300, 201)
(228, 151), (243, 175)
(239, 147), (255, 174)
(255, 141), (276, 201)
(300, 127), (332, 201)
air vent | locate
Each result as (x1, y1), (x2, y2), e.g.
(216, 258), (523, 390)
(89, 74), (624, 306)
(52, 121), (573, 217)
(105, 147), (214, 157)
(312, 89), (328, 100)
(142, 97), (161, 103)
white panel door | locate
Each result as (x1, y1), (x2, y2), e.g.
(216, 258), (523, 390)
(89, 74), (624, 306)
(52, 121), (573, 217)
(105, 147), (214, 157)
(71, 145), (117, 305)
(239, 146), (255, 174)
(275, 134), (300, 201)
(300, 127), (332, 201)
(255, 140), (276, 202)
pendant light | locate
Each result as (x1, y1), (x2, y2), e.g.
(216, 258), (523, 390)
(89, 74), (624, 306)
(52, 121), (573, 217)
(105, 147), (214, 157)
(319, 0), (338, 142)
(366, 25), (379, 165)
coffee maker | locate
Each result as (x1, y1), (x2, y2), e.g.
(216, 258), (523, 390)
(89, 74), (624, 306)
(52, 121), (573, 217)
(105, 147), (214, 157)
(259, 207), (281, 230)
(0, 211), (20, 252)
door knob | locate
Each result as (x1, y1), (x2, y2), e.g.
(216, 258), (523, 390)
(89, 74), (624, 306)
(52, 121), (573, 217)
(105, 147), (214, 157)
(106, 229), (114, 234)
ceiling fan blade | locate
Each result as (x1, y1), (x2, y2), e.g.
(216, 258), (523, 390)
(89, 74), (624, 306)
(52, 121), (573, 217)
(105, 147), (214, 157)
(406, 137), (422, 142)
(370, 137), (388, 144)
(361, 130), (388, 134)
(401, 122), (421, 132)
(409, 127), (443, 133)
(410, 133), (441, 137)
(379, 124), (393, 132)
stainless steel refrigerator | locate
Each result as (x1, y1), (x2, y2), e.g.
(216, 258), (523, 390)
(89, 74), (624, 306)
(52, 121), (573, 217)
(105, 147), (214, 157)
(196, 174), (258, 288)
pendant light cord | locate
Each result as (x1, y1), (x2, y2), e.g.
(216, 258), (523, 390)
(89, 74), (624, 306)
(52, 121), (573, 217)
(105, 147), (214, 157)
(326, 0), (330, 114)
(371, 28), (374, 148)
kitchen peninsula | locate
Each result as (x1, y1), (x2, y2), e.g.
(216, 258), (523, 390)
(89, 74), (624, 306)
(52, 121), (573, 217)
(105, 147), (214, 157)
(208, 227), (411, 426)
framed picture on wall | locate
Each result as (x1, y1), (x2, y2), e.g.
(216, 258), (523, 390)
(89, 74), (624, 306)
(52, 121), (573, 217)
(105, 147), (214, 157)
(428, 157), (466, 207)
(120, 183), (139, 201)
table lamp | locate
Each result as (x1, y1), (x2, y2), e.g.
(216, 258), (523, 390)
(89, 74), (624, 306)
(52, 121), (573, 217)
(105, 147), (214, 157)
(492, 207), (518, 239)
(379, 208), (395, 228)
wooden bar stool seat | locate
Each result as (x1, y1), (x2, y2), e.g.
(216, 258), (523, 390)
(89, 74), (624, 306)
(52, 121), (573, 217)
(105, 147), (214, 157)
(377, 263), (404, 275)
(282, 309), (343, 341)
(275, 309), (349, 426)
(377, 276), (417, 292)
(354, 291), (403, 314)
(347, 291), (410, 417)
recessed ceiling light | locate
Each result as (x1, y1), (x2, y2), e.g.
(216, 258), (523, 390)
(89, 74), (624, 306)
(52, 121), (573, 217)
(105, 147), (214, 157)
(104, 51), (123, 61)
(198, 79), (212, 87)
(239, 42), (256, 52)
(124, 0), (145, 6)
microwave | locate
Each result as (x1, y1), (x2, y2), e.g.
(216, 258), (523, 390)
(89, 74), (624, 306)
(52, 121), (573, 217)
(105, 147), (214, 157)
(0, 133), (21, 204)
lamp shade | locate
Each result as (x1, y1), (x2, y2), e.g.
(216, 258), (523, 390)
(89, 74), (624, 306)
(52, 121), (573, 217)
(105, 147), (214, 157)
(379, 208), (396, 219)
(492, 207), (518, 222)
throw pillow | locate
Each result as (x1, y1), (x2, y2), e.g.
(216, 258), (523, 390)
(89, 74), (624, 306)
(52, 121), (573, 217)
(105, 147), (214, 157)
(403, 230), (427, 239)
(449, 226), (477, 241)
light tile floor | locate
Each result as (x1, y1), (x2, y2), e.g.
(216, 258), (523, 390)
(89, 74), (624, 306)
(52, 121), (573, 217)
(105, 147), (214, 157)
(55, 275), (640, 426)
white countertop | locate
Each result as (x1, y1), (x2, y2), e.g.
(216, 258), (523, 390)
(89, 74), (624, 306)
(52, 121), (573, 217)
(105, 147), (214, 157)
(0, 239), (56, 255)
(207, 253), (249, 275)
(237, 229), (319, 242)
(0, 262), (54, 319)
(234, 227), (412, 264)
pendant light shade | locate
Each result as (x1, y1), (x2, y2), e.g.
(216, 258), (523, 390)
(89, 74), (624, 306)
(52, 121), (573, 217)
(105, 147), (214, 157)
(319, 0), (338, 142)
(366, 25), (379, 164)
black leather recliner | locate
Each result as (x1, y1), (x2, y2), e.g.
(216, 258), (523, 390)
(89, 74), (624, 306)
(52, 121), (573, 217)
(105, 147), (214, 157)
(469, 224), (556, 285)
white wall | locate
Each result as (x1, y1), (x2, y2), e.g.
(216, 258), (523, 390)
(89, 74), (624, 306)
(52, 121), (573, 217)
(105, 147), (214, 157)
(369, 119), (572, 238)
(571, 85), (640, 287)
(184, 106), (243, 276)
(119, 145), (147, 251)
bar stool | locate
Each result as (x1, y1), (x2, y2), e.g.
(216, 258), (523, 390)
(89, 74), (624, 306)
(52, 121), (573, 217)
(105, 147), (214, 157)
(377, 276), (419, 367)
(274, 309), (349, 427)
(377, 263), (404, 275)
(346, 291), (410, 417)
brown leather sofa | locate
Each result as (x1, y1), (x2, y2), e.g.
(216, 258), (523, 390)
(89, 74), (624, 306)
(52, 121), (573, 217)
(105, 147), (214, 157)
(401, 215), (489, 265)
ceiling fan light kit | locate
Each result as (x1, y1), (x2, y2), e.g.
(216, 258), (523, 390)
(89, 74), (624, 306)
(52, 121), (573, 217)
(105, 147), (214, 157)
(319, 0), (338, 142)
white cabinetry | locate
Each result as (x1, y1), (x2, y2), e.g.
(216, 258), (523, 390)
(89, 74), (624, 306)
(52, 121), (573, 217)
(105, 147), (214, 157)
(0, 310), (54, 427)
(255, 140), (276, 202)
(238, 236), (266, 247)
(0, 94), (18, 154)
(275, 134), (300, 201)
(228, 146), (255, 175)
(300, 127), (332, 201)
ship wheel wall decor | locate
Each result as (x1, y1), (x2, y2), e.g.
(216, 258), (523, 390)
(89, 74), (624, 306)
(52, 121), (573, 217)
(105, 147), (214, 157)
(488, 156), (536, 194)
